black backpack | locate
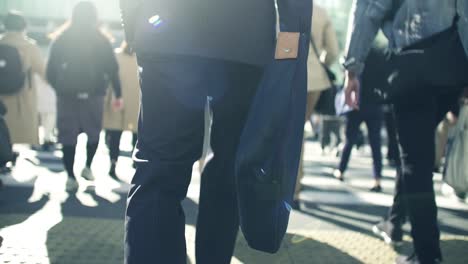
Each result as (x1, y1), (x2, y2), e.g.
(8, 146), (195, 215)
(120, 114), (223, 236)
(0, 44), (26, 95)
(54, 51), (104, 97)
(51, 33), (106, 97)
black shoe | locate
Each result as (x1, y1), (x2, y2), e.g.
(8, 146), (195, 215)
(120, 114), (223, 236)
(0, 166), (11, 175)
(291, 200), (301, 211)
(372, 220), (403, 245)
(12, 152), (18, 166)
(42, 141), (55, 152)
(333, 169), (344, 181)
(455, 191), (466, 200)
(109, 163), (119, 181)
(395, 253), (441, 264)
(370, 185), (382, 192)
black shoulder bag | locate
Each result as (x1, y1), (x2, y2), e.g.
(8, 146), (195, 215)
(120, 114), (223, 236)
(311, 36), (339, 116)
(377, 0), (468, 102)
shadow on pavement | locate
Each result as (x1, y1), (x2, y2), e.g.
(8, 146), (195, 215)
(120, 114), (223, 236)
(234, 233), (361, 264)
(45, 195), (198, 264)
(0, 186), (48, 228)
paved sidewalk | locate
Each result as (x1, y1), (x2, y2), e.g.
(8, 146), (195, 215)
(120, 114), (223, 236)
(1, 135), (467, 263)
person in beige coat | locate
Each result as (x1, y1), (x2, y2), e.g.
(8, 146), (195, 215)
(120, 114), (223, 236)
(293, 4), (340, 209)
(0, 11), (46, 146)
(306, 4), (340, 121)
(103, 41), (139, 180)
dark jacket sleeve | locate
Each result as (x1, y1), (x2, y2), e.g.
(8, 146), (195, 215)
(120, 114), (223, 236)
(101, 39), (122, 98)
(46, 40), (61, 91)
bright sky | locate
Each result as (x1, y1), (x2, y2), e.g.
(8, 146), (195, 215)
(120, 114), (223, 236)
(0, 0), (121, 21)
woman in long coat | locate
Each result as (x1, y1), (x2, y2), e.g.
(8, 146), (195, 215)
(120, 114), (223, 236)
(293, 4), (340, 209)
(103, 41), (139, 180)
(0, 11), (46, 145)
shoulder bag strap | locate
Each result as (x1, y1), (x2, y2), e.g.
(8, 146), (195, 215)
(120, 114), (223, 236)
(310, 36), (336, 83)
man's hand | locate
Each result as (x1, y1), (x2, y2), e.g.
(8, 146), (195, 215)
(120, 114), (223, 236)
(344, 71), (360, 110)
(112, 98), (124, 112)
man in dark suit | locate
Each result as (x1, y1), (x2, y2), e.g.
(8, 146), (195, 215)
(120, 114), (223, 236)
(120, 0), (282, 263)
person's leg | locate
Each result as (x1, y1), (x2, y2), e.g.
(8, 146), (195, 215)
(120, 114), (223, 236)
(305, 91), (321, 125)
(337, 111), (361, 177)
(83, 97), (104, 168)
(365, 110), (384, 189)
(384, 108), (399, 165)
(62, 144), (77, 179)
(105, 130), (121, 161)
(85, 142), (98, 168)
(43, 112), (56, 143)
(196, 63), (262, 263)
(57, 97), (80, 181)
(106, 129), (123, 177)
(78, 97), (104, 180)
(131, 132), (137, 148)
(294, 146), (305, 202)
(125, 56), (209, 264)
(434, 118), (450, 171)
(374, 109), (405, 245)
(393, 97), (442, 262)
(320, 117), (331, 150)
(295, 91), (322, 201)
(39, 112), (56, 151)
(333, 118), (343, 148)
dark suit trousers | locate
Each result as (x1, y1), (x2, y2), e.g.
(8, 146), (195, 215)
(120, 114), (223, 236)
(124, 55), (262, 264)
(386, 89), (461, 262)
(338, 109), (383, 179)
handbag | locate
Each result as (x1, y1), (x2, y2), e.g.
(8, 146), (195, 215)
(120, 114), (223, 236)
(235, 0), (312, 254)
(444, 105), (468, 194)
(310, 36), (339, 115)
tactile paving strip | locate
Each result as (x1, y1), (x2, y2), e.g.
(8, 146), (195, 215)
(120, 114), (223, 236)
(2, 219), (468, 263)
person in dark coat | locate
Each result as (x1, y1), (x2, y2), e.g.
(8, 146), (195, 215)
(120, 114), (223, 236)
(333, 45), (387, 192)
(120, 0), (307, 263)
(47, 1), (122, 190)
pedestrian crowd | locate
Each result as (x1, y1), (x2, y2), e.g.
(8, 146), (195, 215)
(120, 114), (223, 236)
(0, 4), (139, 190)
(1, 1), (468, 264)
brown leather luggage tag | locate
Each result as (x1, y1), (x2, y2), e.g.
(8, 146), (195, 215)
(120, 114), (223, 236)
(275, 32), (300, 60)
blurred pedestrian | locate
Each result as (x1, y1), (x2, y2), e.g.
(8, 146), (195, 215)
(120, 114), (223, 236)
(103, 41), (139, 181)
(0, 11), (46, 147)
(35, 75), (57, 151)
(120, 0), (281, 262)
(47, 1), (123, 190)
(294, 3), (339, 208)
(0, 100), (15, 175)
(334, 46), (387, 192)
(344, 1), (468, 263)
(444, 88), (468, 200)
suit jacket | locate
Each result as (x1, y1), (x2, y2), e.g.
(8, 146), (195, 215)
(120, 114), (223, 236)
(121, 0), (276, 66)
